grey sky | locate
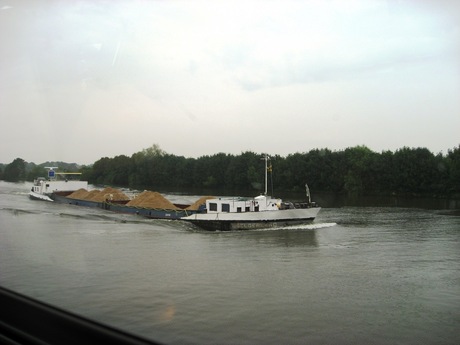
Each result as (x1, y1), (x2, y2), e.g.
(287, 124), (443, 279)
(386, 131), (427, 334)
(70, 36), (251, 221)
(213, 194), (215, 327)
(1, 0), (459, 165)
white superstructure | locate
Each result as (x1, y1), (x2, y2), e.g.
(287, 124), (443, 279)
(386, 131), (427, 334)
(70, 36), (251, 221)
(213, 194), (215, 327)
(29, 168), (88, 202)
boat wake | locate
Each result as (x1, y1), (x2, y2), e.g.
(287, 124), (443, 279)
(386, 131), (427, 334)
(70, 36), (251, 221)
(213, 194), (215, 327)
(189, 222), (338, 232)
(1, 207), (39, 216)
(262, 222), (337, 231)
(57, 212), (133, 223)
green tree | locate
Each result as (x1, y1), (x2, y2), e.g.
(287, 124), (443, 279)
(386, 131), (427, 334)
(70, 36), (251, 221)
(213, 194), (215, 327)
(77, 143), (459, 198)
(224, 151), (261, 190)
(343, 146), (376, 195)
(392, 147), (439, 195)
(80, 165), (93, 181)
(194, 153), (233, 189)
(3, 158), (26, 182)
(106, 155), (132, 186)
(0, 164), (4, 180)
(125, 144), (171, 189)
(447, 145), (460, 194)
(140, 143), (166, 158)
(26, 165), (47, 181)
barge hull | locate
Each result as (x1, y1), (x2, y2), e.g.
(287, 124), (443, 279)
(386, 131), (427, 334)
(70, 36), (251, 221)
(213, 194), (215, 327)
(52, 194), (197, 220)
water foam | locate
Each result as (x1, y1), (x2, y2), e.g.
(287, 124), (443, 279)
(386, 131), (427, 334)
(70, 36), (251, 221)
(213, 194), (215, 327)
(251, 222), (337, 232)
(278, 222), (337, 230)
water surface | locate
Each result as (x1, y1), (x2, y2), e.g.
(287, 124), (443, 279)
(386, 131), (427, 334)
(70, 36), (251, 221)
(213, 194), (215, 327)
(1, 181), (459, 344)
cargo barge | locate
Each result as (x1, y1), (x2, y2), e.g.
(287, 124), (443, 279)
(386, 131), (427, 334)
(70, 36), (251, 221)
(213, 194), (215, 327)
(51, 192), (206, 220)
(29, 168), (206, 220)
(30, 161), (320, 230)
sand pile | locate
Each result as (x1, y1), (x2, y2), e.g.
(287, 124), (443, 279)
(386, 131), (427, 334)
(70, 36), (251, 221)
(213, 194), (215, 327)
(88, 187), (130, 202)
(126, 191), (180, 210)
(67, 188), (209, 210)
(107, 192), (131, 202)
(186, 196), (215, 210)
(67, 187), (130, 202)
(68, 188), (91, 200)
(84, 190), (103, 201)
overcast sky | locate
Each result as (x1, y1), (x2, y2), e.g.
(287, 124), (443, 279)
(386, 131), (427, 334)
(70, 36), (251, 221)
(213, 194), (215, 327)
(1, 0), (459, 165)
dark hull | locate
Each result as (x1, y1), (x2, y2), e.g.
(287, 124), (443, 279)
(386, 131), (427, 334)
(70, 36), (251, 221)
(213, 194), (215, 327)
(186, 217), (317, 231)
(51, 194), (198, 220)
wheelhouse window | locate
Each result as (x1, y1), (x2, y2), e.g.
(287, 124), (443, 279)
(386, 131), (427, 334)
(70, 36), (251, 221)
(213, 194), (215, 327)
(209, 203), (217, 211)
(221, 203), (230, 212)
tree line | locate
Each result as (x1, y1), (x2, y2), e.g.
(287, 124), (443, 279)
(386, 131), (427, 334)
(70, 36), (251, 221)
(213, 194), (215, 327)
(2, 144), (460, 198)
(0, 160), (83, 183)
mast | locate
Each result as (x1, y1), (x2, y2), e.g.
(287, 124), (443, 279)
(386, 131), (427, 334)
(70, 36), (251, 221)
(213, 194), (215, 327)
(261, 154), (272, 195)
(264, 155), (268, 195)
(305, 183), (311, 204)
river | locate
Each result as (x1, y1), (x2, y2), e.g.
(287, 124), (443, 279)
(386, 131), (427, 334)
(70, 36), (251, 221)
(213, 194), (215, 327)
(1, 181), (459, 344)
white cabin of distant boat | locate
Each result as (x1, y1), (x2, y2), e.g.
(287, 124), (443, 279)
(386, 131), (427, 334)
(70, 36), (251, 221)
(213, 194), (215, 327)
(29, 167), (88, 201)
(30, 177), (88, 195)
